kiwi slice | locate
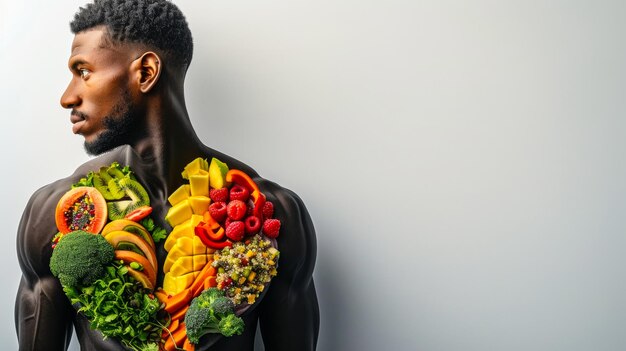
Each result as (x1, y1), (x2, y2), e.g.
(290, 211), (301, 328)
(116, 241), (146, 257)
(107, 167), (126, 180)
(107, 177), (150, 220)
(93, 167), (125, 200)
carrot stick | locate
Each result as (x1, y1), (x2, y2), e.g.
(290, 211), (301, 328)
(164, 323), (187, 351)
(183, 337), (195, 351)
(203, 276), (217, 290)
(190, 262), (216, 296)
(155, 289), (169, 304)
(164, 289), (193, 314)
(171, 304), (189, 321)
(161, 318), (180, 341)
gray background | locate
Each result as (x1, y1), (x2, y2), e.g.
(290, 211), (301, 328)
(2, 0), (625, 350)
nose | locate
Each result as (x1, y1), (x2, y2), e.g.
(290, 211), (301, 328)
(60, 79), (81, 109)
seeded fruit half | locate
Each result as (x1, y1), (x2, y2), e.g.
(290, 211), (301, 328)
(55, 187), (108, 234)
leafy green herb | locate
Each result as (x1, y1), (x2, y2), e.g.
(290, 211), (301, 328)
(63, 262), (164, 350)
(72, 171), (95, 188)
(140, 218), (168, 244)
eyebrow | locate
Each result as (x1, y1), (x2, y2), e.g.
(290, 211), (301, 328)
(69, 58), (88, 71)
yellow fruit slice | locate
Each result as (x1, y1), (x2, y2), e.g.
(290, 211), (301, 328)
(189, 174), (209, 197)
(163, 270), (200, 295)
(208, 158), (229, 189)
(168, 184), (190, 206)
(164, 214), (204, 251)
(182, 158), (209, 180)
(189, 196), (211, 215)
(165, 199), (193, 227)
(170, 256), (196, 277)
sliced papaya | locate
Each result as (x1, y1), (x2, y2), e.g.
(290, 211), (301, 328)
(55, 186), (108, 234)
(105, 230), (157, 272)
(102, 219), (155, 249)
(127, 266), (154, 291)
(115, 250), (157, 287)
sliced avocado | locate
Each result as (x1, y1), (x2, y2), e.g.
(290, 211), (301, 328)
(116, 241), (146, 257)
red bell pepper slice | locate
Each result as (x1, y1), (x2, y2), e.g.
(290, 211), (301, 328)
(124, 206), (153, 222)
(225, 169), (259, 193)
(197, 221), (225, 241)
(194, 225), (231, 249)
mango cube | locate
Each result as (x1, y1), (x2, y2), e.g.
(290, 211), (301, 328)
(181, 157), (209, 179)
(165, 199), (193, 227)
(168, 184), (190, 206)
(189, 174), (209, 197)
(189, 196), (211, 214)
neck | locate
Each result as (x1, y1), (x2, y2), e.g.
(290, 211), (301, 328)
(129, 88), (205, 194)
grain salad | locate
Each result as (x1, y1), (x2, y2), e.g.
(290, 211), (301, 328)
(212, 234), (279, 305)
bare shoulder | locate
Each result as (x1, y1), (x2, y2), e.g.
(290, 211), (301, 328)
(208, 151), (318, 276)
(17, 147), (134, 281)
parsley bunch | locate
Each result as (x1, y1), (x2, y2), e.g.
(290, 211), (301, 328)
(64, 262), (164, 351)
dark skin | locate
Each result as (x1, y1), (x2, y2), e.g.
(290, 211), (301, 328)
(15, 26), (319, 351)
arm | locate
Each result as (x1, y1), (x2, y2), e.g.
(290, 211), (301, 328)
(258, 187), (320, 350)
(15, 185), (74, 350)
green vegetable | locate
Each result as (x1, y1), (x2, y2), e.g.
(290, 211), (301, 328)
(50, 231), (115, 287)
(184, 288), (244, 343)
(63, 262), (163, 350)
(72, 162), (135, 189)
(140, 217), (168, 243)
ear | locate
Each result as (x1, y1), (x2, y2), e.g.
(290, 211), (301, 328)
(134, 52), (162, 93)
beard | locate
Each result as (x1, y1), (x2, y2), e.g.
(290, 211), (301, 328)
(83, 90), (143, 156)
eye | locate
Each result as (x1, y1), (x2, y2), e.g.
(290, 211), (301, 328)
(78, 68), (90, 79)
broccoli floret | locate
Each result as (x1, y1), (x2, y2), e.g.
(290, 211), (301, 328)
(211, 296), (235, 316)
(197, 287), (224, 306)
(184, 288), (244, 343)
(218, 314), (245, 337)
(49, 230), (115, 287)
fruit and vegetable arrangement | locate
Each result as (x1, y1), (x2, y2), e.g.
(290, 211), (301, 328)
(49, 158), (281, 351)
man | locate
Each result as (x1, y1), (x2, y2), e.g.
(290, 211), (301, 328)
(15, 0), (319, 350)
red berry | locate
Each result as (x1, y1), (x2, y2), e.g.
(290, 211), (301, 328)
(225, 217), (233, 229)
(226, 221), (245, 241)
(209, 202), (228, 222)
(262, 201), (274, 219)
(210, 188), (229, 203)
(227, 200), (247, 220)
(229, 185), (250, 202)
(262, 218), (281, 238)
(246, 200), (255, 216)
(244, 216), (261, 235)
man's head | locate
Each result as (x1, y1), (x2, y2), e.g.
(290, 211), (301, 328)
(61, 0), (193, 155)
(71, 0), (193, 70)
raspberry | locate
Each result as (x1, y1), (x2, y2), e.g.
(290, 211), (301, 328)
(226, 221), (245, 241)
(209, 188), (229, 203)
(246, 199), (255, 216)
(225, 217), (233, 229)
(244, 216), (261, 235)
(262, 201), (274, 219)
(229, 185), (250, 202)
(209, 202), (228, 222)
(227, 200), (247, 220)
(262, 218), (281, 238)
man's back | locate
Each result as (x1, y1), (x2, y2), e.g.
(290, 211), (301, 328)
(16, 145), (319, 350)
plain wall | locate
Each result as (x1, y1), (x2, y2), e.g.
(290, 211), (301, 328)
(2, 1), (625, 350)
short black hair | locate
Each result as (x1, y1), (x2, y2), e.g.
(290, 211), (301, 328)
(70, 0), (193, 69)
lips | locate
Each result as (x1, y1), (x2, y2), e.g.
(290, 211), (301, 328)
(70, 112), (86, 134)
(72, 120), (86, 134)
